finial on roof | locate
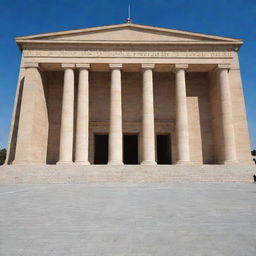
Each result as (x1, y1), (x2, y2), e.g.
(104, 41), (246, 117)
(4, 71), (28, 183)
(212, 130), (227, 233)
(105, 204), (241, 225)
(126, 4), (132, 24)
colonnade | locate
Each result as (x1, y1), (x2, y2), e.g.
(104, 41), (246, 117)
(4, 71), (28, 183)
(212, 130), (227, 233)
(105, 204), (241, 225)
(56, 63), (237, 165)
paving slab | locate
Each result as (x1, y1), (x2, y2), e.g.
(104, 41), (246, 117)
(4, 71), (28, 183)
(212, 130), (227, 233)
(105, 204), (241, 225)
(0, 184), (256, 255)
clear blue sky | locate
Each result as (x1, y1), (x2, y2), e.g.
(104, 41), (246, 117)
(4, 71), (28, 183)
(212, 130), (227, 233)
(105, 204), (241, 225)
(0, 0), (255, 149)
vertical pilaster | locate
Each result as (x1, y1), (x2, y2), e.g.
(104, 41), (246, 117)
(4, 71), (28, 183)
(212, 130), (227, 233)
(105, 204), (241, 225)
(75, 64), (90, 165)
(57, 64), (75, 165)
(217, 64), (237, 164)
(13, 62), (49, 164)
(174, 64), (190, 164)
(108, 64), (123, 165)
(141, 64), (156, 165)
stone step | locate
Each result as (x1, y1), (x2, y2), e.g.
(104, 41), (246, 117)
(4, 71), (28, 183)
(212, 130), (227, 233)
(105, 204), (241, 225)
(0, 165), (256, 184)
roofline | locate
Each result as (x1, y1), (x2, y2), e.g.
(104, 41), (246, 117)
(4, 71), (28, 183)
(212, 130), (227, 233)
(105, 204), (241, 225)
(15, 22), (243, 43)
(16, 39), (243, 46)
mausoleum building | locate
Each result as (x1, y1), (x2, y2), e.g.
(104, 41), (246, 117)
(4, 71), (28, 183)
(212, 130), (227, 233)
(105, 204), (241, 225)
(6, 23), (252, 165)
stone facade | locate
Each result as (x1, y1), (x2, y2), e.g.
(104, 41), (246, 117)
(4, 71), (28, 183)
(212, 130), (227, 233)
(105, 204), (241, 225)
(6, 23), (252, 165)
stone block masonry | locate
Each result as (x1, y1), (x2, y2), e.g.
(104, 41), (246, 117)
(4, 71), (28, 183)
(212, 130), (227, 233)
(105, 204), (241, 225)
(0, 165), (255, 184)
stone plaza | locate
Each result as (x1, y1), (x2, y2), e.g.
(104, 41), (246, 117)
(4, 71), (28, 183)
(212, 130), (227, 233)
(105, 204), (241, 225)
(0, 183), (255, 256)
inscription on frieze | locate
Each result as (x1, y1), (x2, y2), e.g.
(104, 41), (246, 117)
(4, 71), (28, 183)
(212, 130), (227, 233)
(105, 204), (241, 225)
(24, 48), (234, 58)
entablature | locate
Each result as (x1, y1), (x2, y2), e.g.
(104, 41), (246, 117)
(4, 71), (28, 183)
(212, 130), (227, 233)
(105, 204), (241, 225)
(21, 62), (233, 73)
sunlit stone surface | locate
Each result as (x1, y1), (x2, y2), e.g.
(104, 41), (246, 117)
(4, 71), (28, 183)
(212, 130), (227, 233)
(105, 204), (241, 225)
(0, 184), (255, 256)
(6, 23), (252, 166)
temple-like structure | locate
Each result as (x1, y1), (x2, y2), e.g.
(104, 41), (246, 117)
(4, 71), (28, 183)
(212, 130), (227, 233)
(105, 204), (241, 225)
(6, 23), (252, 165)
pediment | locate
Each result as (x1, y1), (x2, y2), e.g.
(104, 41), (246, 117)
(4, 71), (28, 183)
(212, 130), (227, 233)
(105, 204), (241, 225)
(16, 23), (243, 46)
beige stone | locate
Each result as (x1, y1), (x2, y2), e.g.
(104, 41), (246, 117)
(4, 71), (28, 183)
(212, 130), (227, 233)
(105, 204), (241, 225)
(6, 22), (252, 166)
(13, 64), (48, 164)
(141, 64), (157, 165)
(75, 64), (90, 165)
(108, 64), (123, 165)
(174, 64), (190, 164)
(217, 64), (237, 164)
(57, 64), (75, 165)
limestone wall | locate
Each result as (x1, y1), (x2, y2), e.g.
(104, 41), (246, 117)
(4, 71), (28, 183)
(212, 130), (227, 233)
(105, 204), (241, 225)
(44, 70), (214, 164)
(13, 68), (49, 164)
(187, 73), (214, 164)
(229, 68), (252, 164)
(11, 66), (250, 165)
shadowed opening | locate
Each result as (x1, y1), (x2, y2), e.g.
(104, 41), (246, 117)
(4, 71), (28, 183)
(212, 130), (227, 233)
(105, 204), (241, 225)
(123, 135), (138, 164)
(157, 134), (172, 164)
(94, 134), (108, 164)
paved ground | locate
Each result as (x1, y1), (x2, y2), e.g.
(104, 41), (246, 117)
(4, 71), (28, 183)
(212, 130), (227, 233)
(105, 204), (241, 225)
(0, 184), (255, 256)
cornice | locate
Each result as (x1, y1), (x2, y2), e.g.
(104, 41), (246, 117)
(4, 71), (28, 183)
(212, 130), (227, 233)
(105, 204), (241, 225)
(16, 23), (243, 42)
(15, 23), (243, 52)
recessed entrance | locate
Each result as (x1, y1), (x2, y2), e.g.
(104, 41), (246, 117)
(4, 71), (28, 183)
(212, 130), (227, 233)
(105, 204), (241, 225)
(123, 135), (138, 164)
(94, 134), (108, 164)
(157, 134), (172, 164)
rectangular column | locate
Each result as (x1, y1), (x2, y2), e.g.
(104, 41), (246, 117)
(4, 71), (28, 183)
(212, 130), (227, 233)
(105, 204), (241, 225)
(174, 64), (190, 164)
(217, 64), (237, 164)
(57, 64), (75, 165)
(141, 64), (156, 165)
(13, 63), (49, 164)
(75, 64), (90, 165)
(108, 64), (123, 165)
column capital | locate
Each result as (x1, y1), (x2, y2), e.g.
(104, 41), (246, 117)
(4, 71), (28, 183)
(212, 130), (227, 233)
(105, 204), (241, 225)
(76, 64), (90, 69)
(141, 64), (155, 70)
(109, 64), (122, 69)
(22, 62), (39, 69)
(61, 63), (75, 69)
(174, 64), (188, 72)
(216, 64), (231, 71)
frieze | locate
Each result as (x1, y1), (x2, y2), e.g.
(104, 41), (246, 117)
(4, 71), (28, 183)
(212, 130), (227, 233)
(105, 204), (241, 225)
(23, 48), (234, 58)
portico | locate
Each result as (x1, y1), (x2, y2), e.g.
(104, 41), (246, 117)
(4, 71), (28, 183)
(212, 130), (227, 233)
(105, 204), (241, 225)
(6, 23), (252, 165)
(45, 62), (236, 165)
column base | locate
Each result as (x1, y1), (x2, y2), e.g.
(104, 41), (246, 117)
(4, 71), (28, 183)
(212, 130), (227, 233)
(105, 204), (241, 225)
(223, 160), (238, 165)
(141, 160), (157, 165)
(12, 160), (30, 165)
(57, 161), (74, 165)
(108, 160), (124, 165)
(176, 160), (191, 165)
(12, 160), (45, 165)
(74, 161), (90, 165)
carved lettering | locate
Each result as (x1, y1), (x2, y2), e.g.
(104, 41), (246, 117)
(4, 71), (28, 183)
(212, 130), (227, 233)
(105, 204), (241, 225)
(23, 48), (234, 58)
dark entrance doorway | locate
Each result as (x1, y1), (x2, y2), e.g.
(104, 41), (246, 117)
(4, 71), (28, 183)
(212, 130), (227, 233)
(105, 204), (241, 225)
(123, 135), (138, 164)
(157, 134), (172, 164)
(94, 134), (108, 164)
